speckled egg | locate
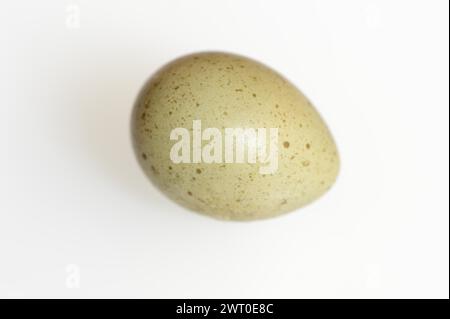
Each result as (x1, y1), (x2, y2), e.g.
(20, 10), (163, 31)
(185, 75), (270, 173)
(131, 52), (339, 221)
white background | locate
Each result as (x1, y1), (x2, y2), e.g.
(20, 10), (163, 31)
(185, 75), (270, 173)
(0, 0), (448, 298)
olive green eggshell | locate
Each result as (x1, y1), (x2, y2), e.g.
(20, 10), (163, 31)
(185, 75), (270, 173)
(131, 52), (339, 221)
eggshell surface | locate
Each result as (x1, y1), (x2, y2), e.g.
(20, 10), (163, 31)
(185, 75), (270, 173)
(132, 52), (339, 220)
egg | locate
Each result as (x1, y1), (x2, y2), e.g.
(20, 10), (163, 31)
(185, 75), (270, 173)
(131, 52), (339, 221)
